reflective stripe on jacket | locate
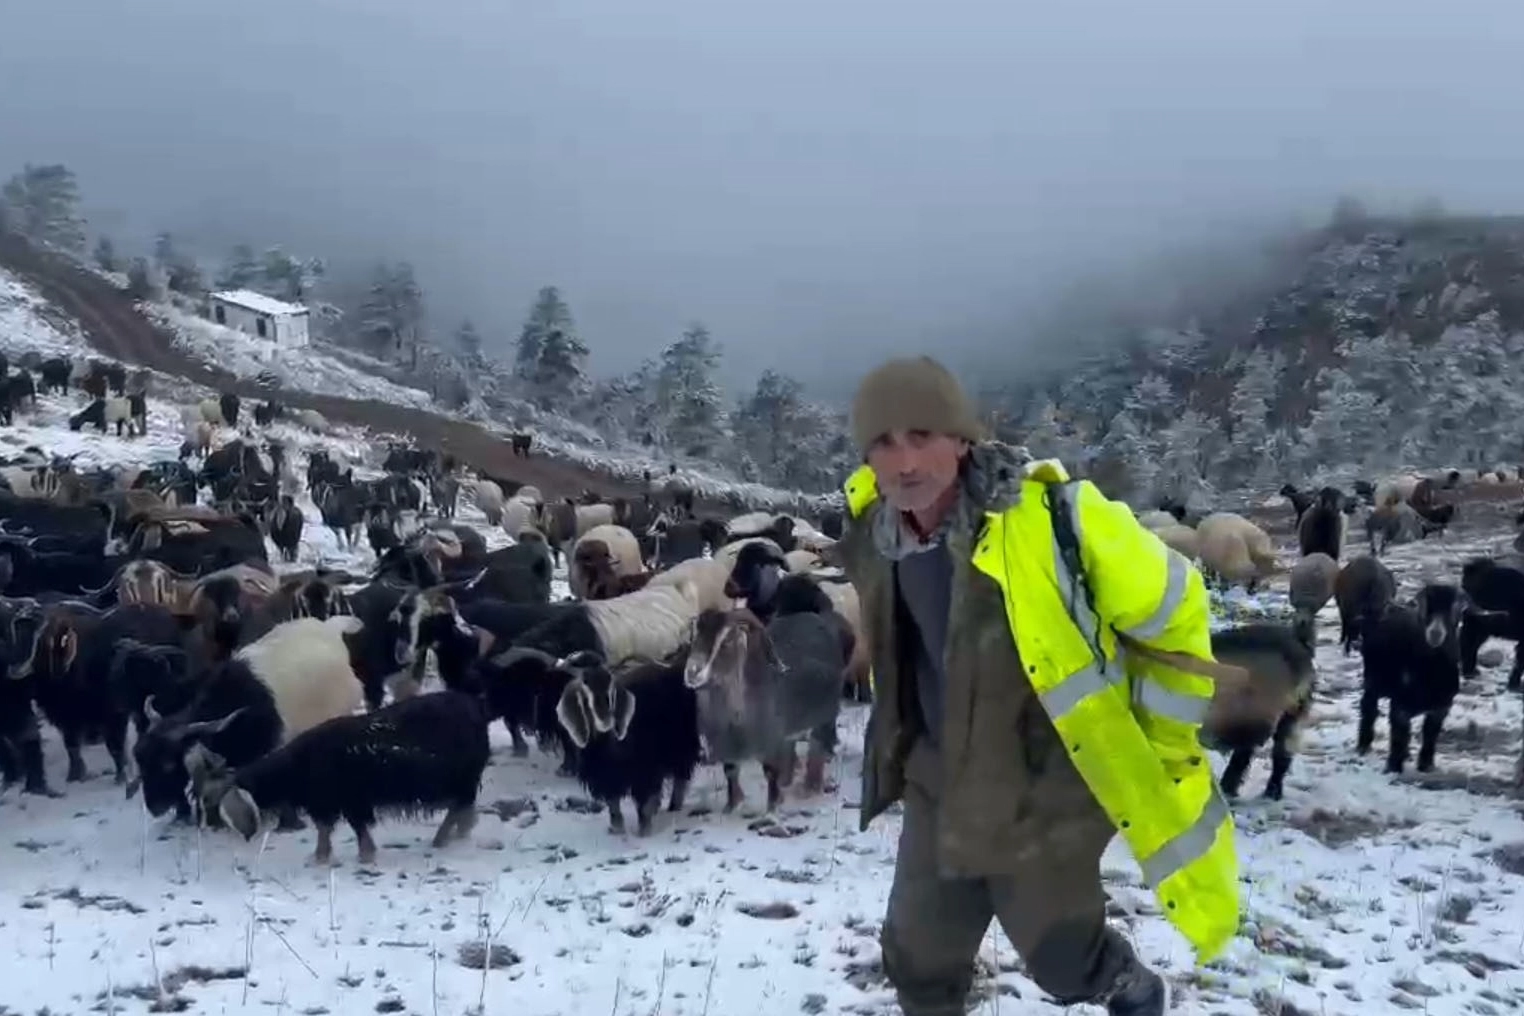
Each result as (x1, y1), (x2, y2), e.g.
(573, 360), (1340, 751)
(843, 457), (1241, 963)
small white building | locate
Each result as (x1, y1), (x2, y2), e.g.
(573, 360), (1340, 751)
(209, 289), (311, 348)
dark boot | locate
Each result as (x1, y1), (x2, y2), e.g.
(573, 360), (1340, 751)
(1106, 962), (1167, 1016)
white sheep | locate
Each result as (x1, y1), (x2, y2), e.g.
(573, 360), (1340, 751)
(647, 556), (735, 613)
(582, 580), (710, 664)
(1373, 473), (1422, 508)
(1153, 523), (1200, 562)
(1136, 509), (1178, 531)
(235, 616), (367, 735)
(292, 409), (328, 432)
(194, 397), (227, 426)
(726, 511), (778, 537)
(470, 478), (506, 527)
(501, 493), (542, 538)
(784, 548), (826, 573)
(1195, 513), (1279, 590)
(1480, 472), (1502, 486)
(575, 502), (617, 538)
(515, 485), (544, 506)
(570, 523), (646, 599)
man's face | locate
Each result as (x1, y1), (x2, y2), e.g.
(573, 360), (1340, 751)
(866, 430), (968, 513)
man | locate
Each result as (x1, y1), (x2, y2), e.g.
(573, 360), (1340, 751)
(837, 357), (1240, 1016)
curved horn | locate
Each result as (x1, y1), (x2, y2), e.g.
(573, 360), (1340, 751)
(487, 645), (559, 670)
(143, 695), (162, 726)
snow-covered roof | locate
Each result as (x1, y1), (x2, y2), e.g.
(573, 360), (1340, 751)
(210, 289), (308, 317)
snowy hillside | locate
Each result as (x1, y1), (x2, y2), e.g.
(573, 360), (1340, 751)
(142, 292), (838, 514)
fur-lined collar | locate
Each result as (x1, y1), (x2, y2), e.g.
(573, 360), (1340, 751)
(870, 441), (1032, 561)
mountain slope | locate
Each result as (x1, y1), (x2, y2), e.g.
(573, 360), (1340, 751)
(991, 212), (1524, 500)
(0, 230), (829, 513)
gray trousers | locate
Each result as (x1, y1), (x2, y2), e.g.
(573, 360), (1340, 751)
(880, 775), (1136, 1015)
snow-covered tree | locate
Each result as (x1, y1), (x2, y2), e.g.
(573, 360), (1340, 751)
(359, 261), (425, 362)
(514, 286), (574, 381)
(732, 369), (804, 477)
(261, 248), (323, 302)
(1, 164), (86, 253)
(217, 244), (262, 290)
(1226, 347), (1284, 484)
(454, 319), (484, 367)
(92, 236), (116, 272)
(655, 323), (726, 456)
(124, 257), (154, 300)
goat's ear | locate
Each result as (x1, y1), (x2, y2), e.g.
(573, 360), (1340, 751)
(612, 684), (636, 740)
(555, 682), (592, 749)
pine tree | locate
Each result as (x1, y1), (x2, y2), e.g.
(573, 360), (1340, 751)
(358, 261), (425, 361)
(514, 286), (573, 383)
(92, 236), (117, 272)
(124, 258), (154, 300)
(1, 164), (86, 252)
(218, 244), (261, 290)
(655, 323), (725, 455)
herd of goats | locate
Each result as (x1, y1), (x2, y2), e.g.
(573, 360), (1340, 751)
(1, 354), (1523, 871)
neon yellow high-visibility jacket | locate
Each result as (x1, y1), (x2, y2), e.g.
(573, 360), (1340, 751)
(841, 454), (1240, 963)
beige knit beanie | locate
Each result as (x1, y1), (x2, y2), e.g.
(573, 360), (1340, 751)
(850, 356), (985, 453)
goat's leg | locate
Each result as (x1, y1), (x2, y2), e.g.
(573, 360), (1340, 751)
(762, 760), (783, 813)
(1356, 689), (1381, 755)
(17, 721), (58, 797)
(103, 715), (129, 785)
(1218, 747), (1254, 798)
(61, 726), (88, 782)
(667, 776), (690, 812)
(1264, 712), (1301, 800)
(354, 823), (379, 865)
(1416, 706), (1449, 773)
(1386, 707), (1413, 774)
(507, 726), (530, 758)
(634, 792), (660, 836)
(722, 763), (744, 812)
(276, 804), (305, 831)
(311, 822), (336, 866)
(1509, 644), (1524, 692)
(606, 797), (627, 834)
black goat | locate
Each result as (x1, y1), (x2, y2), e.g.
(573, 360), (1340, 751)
(1296, 486), (1344, 560)
(1333, 555), (1396, 654)
(1358, 584), (1466, 775)
(13, 602), (182, 785)
(184, 690), (489, 864)
(1459, 556), (1524, 690)
(553, 650), (699, 835)
(269, 494), (304, 563)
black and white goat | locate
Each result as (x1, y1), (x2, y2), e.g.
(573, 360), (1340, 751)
(128, 616), (365, 822)
(69, 395), (146, 437)
(184, 689), (490, 865)
(552, 650), (700, 835)
(1358, 583), (1467, 775)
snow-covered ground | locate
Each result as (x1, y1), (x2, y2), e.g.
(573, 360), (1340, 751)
(3, 268), (1524, 1013)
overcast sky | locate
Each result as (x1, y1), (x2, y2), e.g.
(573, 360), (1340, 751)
(4, 0), (1524, 395)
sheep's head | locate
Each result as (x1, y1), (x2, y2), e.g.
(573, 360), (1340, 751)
(1415, 583), (1467, 650)
(724, 540), (787, 603)
(574, 539), (623, 600)
(553, 650), (634, 748)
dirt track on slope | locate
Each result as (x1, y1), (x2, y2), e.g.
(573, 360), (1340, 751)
(0, 232), (660, 503)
